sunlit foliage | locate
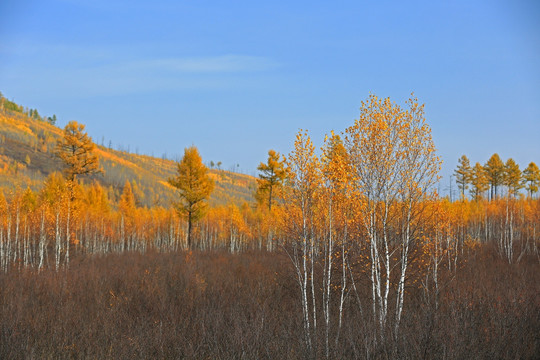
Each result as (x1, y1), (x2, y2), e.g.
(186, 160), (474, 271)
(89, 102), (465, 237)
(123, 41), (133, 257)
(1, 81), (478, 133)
(168, 146), (214, 249)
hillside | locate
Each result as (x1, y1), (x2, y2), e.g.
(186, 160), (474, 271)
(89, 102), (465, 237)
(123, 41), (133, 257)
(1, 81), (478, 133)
(0, 96), (256, 207)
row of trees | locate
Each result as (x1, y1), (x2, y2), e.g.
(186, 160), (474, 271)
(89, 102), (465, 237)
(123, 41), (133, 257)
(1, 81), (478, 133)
(0, 118), (271, 270)
(0, 174), (276, 272)
(455, 154), (539, 200)
(252, 96), (539, 357)
(0, 92), (57, 125)
(1, 96), (538, 357)
(268, 95), (443, 356)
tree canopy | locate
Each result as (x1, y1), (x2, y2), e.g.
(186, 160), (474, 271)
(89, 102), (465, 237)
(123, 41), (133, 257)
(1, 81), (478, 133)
(504, 158), (522, 197)
(470, 162), (489, 200)
(454, 155), (472, 199)
(522, 162), (540, 198)
(168, 146), (214, 248)
(256, 149), (286, 211)
(55, 121), (101, 182)
(484, 153), (505, 200)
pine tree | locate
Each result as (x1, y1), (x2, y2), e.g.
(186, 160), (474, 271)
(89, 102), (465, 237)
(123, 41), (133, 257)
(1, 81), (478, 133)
(119, 181), (136, 216)
(454, 155), (471, 199)
(470, 162), (489, 200)
(56, 121), (102, 182)
(522, 162), (540, 198)
(484, 153), (505, 200)
(256, 149), (286, 211)
(504, 158), (522, 197)
(47, 114), (57, 125)
(168, 146), (214, 249)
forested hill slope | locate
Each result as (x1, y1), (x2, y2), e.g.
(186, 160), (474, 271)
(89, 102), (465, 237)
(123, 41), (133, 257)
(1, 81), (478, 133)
(0, 96), (256, 207)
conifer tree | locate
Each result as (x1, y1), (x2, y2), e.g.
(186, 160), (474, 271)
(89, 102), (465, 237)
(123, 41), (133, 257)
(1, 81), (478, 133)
(119, 181), (136, 216)
(119, 181), (137, 251)
(484, 153), (505, 200)
(504, 158), (522, 197)
(56, 121), (102, 182)
(256, 149), (286, 211)
(522, 162), (540, 198)
(168, 146), (214, 249)
(454, 155), (472, 199)
(470, 162), (489, 200)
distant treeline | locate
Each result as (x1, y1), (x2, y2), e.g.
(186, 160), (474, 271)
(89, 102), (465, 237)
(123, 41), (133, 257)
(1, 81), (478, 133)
(0, 92), (57, 125)
(454, 153), (539, 200)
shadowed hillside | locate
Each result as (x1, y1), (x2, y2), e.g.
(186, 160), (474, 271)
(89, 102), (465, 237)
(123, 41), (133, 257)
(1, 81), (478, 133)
(0, 95), (256, 207)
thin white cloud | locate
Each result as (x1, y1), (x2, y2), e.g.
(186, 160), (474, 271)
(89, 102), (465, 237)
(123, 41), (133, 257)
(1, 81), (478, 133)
(1, 52), (280, 98)
(0, 39), (278, 73)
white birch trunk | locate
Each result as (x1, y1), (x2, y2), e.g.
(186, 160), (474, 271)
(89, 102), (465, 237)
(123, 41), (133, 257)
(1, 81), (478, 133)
(55, 211), (61, 271)
(65, 200), (71, 268)
(38, 211), (46, 271)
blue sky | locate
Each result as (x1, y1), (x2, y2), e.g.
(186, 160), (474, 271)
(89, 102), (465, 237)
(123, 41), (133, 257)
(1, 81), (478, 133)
(1, 0), (539, 194)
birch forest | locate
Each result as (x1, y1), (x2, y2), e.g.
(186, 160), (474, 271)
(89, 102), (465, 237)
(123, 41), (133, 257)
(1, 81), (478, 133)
(0, 94), (538, 359)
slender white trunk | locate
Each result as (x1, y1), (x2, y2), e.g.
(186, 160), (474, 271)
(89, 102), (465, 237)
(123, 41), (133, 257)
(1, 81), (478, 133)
(38, 211), (46, 271)
(395, 205), (412, 335)
(301, 196), (312, 355)
(23, 217), (28, 268)
(310, 232), (317, 350)
(6, 216), (12, 272)
(509, 204), (514, 263)
(14, 207), (20, 267)
(335, 221), (348, 347)
(55, 210), (61, 271)
(382, 200), (391, 332)
(66, 200), (71, 268)
(324, 200), (333, 358)
(120, 215), (125, 252)
(0, 226), (4, 272)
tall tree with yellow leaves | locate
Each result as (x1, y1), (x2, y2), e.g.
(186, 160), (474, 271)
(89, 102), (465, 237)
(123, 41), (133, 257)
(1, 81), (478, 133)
(320, 132), (355, 356)
(56, 121), (102, 182)
(283, 130), (321, 356)
(168, 146), (214, 249)
(256, 149), (286, 212)
(55, 121), (100, 267)
(522, 162), (540, 198)
(470, 162), (489, 200)
(504, 158), (522, 197)
(344, 94), (441, 339)
(119, 181), (137, 252)
(500, 158), (522, 263)
(40, 172), (68, 270)
(454, 155), (472, 199)
(484, 153), (505, 200)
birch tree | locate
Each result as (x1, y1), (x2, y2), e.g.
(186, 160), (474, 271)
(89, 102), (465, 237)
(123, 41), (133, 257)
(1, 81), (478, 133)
(283, 130), (321, 357)
(500, 158), (522, 263)
(320, 132), (355, 354)
(344, 94), (441, 340)
(40, 172), (68, 270)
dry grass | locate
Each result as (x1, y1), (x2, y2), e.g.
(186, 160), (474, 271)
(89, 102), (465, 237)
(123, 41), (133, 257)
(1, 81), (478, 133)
(0, 246), (538, 359)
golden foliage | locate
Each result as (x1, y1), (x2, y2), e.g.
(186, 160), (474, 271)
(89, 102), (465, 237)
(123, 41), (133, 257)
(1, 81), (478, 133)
(56, 121), (102, 181)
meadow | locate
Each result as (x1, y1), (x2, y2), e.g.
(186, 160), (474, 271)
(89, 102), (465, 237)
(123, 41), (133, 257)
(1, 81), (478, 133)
(0, 246), (538, 359)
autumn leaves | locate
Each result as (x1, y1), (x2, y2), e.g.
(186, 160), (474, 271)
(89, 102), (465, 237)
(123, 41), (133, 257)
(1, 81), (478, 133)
(168, 146), (214, 249)
(55, 121), (102, 182)
(455, 153), (539, 200)
(278, 95), (443, 352)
